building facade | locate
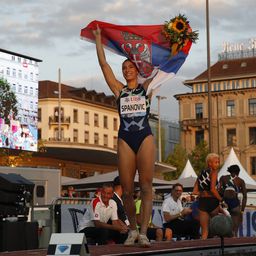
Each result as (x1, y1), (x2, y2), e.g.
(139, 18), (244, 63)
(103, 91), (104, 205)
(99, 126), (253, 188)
(175, 50), (256, 178)
(37, 80), (119, 178)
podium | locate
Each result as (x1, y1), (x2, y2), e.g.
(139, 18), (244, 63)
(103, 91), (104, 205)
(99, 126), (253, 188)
(0, 221), (38, 252)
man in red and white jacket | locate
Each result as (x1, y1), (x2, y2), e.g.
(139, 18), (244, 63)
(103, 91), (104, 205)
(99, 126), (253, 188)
(78, 183), (129, 244)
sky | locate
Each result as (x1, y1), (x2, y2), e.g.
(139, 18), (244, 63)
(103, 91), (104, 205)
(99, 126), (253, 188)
(1, 0), (255, 121)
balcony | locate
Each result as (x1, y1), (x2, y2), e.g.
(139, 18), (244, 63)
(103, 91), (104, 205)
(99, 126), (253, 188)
(181, 118), (209, 130)
(49, 116), (70, 125)
(48, 137), (71, 142)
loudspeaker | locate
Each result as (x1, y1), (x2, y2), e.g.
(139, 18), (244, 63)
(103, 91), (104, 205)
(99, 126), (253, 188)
(0, 221), (38, 252)
(0, 173), (34, 194)
(0, 173), (34, 218)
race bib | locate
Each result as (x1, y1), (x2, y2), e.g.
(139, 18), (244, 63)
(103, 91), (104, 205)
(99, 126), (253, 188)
(120, 96), (146, 117)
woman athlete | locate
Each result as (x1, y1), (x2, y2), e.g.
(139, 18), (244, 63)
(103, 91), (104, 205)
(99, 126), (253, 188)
(93, 25), (155, 247)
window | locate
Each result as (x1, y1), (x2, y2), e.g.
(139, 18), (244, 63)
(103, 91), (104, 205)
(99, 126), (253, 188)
(226, 100), (235, 117)
(251, 157), (256, 175)
(104, 115), (108, 129)
(30, 87), (33, 96)
(38, 128), (41, 140)
(249, 99), (256, 116)
(73, 129), (78, 142)
(249, 127), (256, 145)
(12, 68), (16, 77)
(54, 127), (64, 140)
(227, 128), (236, 146)
(12, 83), (16, 92)
(84, 111), (89, 125)
(73, 109), (78, 123)
(113, 136), (118, 150)
(84, 131), (89, 144)
(6, 67), (10, 76)
(38, 108), (41, 122)
(195, 130), (204, 145)
(113, 118), (118, 131)
(18, 84), (22, 93)
(94, 113), (99, 127)
(104, 134), (108, 147)
(195, 103), (203, 119)
(94, 133), (99, 145)
(18, 70), (22, 79)
(24, 86), (28, 94)
(252, 79), (256, 88)
(231, 81), (236, 89)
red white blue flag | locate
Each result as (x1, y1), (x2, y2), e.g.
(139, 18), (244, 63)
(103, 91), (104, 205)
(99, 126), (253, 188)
(80, 20), (193, 95)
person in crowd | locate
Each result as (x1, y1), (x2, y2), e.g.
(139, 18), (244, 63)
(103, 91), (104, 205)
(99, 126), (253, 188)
(218, 164), (247, 236)
(112, 176), (130, 227)
(78, 183), (128, 245)
(193, 153), (225, 240)
(136, 189), (172, 242)
(67, 186), (76, 197)
(162, 183), (200, 240)
(93, 25), (155, 247)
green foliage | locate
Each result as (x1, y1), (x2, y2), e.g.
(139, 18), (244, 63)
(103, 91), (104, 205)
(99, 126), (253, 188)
(189, 140), (209, 175)
(164, 144), (188, 180)
(0, 78), (18, 124)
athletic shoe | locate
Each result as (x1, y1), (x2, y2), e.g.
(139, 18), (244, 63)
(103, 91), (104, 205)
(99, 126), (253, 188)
(138, 234), (151, 247)
(124, 230), (138, 246)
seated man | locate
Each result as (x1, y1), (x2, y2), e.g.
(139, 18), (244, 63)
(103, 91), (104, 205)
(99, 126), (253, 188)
(110, 176), (129, 243)
(78, 183), (129, 245)
(112, 176), (130, 227)
(162, 183), (200, 239)
(136, 189), (172, 242)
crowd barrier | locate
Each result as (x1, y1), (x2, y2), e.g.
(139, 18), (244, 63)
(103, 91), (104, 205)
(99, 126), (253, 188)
(31, 197), (256, 249)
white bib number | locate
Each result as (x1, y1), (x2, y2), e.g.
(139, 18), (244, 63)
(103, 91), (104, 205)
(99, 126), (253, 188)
(120, 96), (146, 117)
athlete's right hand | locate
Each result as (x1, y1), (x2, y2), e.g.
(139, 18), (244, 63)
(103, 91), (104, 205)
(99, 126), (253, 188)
(92, 24), (101, 38)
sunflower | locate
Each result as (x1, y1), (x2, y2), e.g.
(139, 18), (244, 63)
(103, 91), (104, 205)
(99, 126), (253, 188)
(162, 14), (199, 55)
(171, 18), (186, 33)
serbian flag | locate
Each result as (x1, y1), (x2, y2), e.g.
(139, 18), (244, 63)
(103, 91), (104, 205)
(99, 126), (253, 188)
(80, 20), (192, 95)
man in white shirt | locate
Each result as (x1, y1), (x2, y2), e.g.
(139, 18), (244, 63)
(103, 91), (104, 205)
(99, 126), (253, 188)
(162, 183), (200, 239)
(78, 183), (128, 244)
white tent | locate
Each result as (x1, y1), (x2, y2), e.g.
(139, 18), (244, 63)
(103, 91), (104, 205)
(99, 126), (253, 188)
(179, 159), (197, 179)
(218, 148), (256, 189)
(61, 176), (78, 185)
(63, 170), (173, 189)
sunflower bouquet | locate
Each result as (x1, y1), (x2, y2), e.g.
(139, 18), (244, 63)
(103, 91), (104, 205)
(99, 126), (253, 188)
(162, 14), (199, 55)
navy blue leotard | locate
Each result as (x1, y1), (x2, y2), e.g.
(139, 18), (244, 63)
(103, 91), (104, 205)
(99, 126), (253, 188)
(116, 84), (152, 153)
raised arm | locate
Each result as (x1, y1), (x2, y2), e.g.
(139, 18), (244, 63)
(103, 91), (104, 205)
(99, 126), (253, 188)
(93, 25), (123, 98)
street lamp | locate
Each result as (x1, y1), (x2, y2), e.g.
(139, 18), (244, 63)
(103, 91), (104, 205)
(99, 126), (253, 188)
(58, 68), (61, 141)
(206, 0), (212, 152)
(156, 95), (167, 162)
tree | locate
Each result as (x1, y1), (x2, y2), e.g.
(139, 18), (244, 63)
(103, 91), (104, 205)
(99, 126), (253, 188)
(0, 78), (18, 124)
(164, 144), (188, 180)
(189, 140), (209, 175)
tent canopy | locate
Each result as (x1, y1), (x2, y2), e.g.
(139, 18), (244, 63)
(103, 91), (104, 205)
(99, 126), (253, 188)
(154, 176), (197, 193)
(179, 159), (197, 179)
(63, 170), (174, 190)
(218, 148), (256, 186)
(218, 148), (256, 191)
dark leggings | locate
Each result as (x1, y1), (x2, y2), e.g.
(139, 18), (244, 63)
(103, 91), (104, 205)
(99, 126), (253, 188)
(163, 219), (200, 239)
(79, 227), (127, 245)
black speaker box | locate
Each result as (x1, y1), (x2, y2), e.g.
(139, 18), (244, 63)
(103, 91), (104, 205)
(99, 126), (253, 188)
(0, 221), (38, 252)
(0, 190), (23, 204)
(0, 173), (34, 194)
(0, 204), (29, 216)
